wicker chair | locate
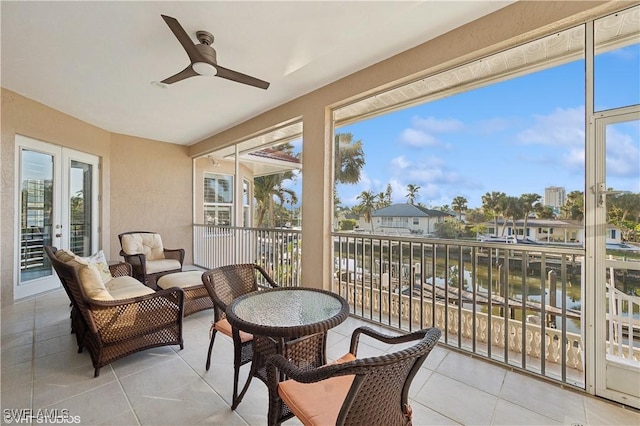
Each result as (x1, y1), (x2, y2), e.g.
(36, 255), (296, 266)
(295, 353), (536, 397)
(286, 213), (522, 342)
(44, 246), (185, 377)
(202, 264), (279, 409)
(118, 231), (185, 288)
(266, 326), (442, 426)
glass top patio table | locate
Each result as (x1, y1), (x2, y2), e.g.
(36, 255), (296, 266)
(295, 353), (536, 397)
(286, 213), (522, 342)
(226, 287), (349, 338)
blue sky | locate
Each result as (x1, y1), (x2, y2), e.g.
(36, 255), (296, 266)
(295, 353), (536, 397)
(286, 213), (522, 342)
(282, 43), (639, 210)
(330, 44), (640, 209)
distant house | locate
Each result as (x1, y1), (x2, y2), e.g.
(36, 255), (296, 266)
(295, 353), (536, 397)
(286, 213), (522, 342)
(360, 203), (453, 235)
(484, 218), (623, 245)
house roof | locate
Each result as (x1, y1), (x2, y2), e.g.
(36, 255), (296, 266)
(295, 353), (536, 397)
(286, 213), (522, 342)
(372, 203), (453, 218)
(248, 148), (300, 165)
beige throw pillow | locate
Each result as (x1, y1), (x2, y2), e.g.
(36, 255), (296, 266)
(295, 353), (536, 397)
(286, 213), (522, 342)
(78, 264), (113, 301)
(80, 250), (113, 284)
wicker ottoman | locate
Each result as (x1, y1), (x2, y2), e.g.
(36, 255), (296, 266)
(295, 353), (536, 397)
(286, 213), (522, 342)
(157, 271), (214, 317)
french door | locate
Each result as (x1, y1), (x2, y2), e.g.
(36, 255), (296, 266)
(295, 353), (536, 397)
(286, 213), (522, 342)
(592, 106), (640, 408)
(15, 135), (99, 299)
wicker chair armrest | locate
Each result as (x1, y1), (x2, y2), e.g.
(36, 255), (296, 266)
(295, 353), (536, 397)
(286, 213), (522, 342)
(109, 262), (132, 278)
(349, 326), (429, 356)
(255, 264), (279, 288)
(120, 251), (146, 268)
(85, 288), (185, 339)
(119, 252), (146, 280)
(163, 248), (185, 265)
(266, 352), (353, 386)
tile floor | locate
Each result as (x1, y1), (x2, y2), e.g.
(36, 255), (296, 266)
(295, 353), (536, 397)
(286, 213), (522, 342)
(2, 288), (639, 426)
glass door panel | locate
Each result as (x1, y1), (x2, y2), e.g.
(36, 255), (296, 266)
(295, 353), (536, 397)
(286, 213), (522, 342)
(68, 160), (94, 256)
(19, 149), (56, 283)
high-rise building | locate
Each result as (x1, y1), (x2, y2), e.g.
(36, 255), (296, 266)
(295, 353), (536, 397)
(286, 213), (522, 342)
(544, 186), (566, 207)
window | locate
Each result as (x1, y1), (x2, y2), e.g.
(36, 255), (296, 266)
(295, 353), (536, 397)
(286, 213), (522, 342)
(204, 173), (233, 225)
(413, 218), (419, 225)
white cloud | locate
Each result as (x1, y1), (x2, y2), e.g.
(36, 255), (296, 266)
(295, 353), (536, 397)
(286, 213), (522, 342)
(606, 128), (639, 177)
(390, 155), (410, 169)
(398, 116), (464, 148)
(399, 128), (439, 147)
(563, 148), (584, 172)
(517, 106), (585, 146)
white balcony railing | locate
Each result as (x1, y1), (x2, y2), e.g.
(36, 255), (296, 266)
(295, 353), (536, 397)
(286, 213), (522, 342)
(608, 258), (640, 364)
(193, 225), (640, 389)
(193, 224), (302, 287)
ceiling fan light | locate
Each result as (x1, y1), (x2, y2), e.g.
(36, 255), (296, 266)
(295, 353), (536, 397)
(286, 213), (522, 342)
(193, 62), (217, 76)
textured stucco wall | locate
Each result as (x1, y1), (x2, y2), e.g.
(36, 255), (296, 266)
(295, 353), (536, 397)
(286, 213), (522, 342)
(108, 133), (192, 264)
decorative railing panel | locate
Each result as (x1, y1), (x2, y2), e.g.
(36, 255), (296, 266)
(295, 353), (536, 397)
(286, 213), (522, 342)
(193, 224), (301, 287)
(607, 258), (640, 363)
(332, 232), (587, 386)
(336, 280), (585, 371)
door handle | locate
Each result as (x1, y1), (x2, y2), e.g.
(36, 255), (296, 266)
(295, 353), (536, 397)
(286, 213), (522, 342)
(593, 182), (629, 207)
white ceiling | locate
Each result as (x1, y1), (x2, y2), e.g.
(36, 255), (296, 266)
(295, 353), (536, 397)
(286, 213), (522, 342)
(1, 1), (513, 146)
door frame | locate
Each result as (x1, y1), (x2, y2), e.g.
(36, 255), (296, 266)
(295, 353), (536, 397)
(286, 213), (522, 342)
(591, 105), (640, 408)
(13, 135), (100, 300)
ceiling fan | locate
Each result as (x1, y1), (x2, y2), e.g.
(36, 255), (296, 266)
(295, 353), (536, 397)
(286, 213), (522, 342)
(159, 14), (270, 90)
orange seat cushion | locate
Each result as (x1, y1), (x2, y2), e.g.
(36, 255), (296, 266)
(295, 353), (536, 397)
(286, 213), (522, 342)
(213, 318), (253, 343)
(278, 353), (356, 426)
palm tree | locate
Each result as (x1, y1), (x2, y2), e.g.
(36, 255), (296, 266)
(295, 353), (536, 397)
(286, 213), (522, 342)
(519, 193), (541, 240)
(334, 133), (365, 185)
(254, 174), (298, 227)
(500, 196), (522, 236)
(355, 190), (376, 231)
(481, 191), (506, 236)
(452, 196), (468, 221)
(406, 184), (420, 204)
(385, 183), (393, 205)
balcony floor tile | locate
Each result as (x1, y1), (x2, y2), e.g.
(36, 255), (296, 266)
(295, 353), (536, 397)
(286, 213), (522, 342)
(2, 287), (638, 426)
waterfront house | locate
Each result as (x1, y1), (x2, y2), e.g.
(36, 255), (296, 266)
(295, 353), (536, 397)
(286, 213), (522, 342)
(485, 218), (624, 245)
(368, 203), (453, 235)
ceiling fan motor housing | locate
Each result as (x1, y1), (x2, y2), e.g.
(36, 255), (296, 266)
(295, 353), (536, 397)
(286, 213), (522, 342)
(196, 43), (217, 64)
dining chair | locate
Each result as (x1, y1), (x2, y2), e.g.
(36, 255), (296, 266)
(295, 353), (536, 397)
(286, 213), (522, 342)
(266, 326), (442, 426)
(202, 263), (279, 409)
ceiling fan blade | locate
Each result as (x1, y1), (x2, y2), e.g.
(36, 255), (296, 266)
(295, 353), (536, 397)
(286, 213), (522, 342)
(214, 64), (270, 90)
(161, 14), (202, 64)
(161, 65), (199, 84)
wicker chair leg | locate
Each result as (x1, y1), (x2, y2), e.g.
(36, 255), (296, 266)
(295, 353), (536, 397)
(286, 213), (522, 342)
(94, 368), (100, 378)
(205, 330), (217, 371)
(77, 346), (83, 354)
(231, 363), (255, 410)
